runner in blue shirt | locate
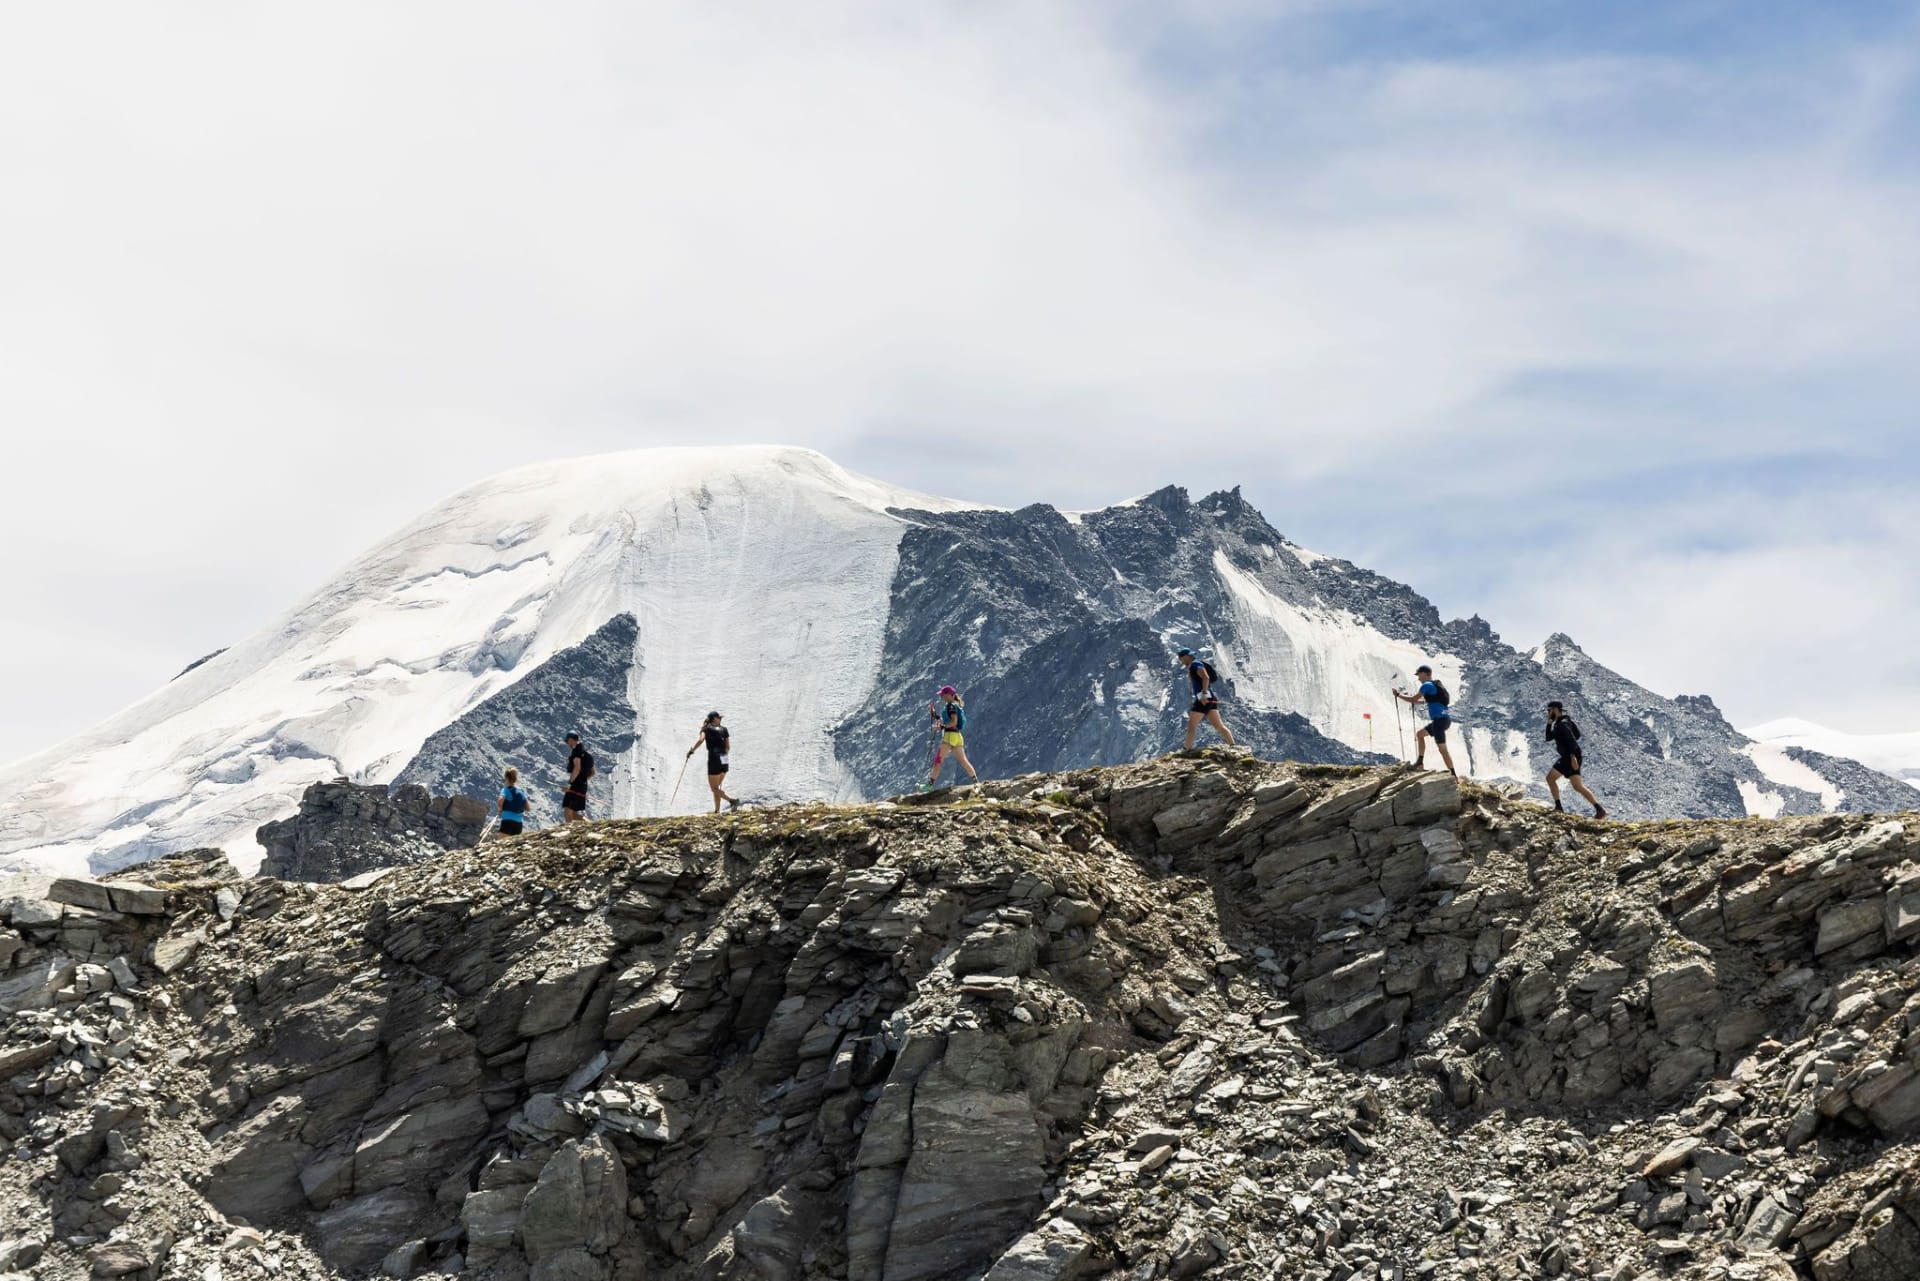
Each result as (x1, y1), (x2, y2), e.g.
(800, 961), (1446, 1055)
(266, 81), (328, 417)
(1391, 664), (1457, 776)
(1177, 648), (1236, 750)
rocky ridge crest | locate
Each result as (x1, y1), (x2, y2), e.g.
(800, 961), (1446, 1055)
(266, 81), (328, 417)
(2, 756), (1920, 1281)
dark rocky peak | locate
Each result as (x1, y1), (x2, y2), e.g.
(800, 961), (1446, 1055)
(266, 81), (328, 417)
(1444, 613), (1501, 650)
(1133, 483), (1197, 525)
(1674, 693), (1725, 720)
(255, 778), (490, 882)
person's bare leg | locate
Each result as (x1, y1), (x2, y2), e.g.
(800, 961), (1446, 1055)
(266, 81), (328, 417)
(1546, 769), (1565, 809)
(1572, 777), (1602, 809)
(1412, 727), (1428, 766)
(1184, 712), (1203, 749)
(954, 746), (979, 781)
(1205, 710), (1235, 746)
(1436, 741), (1457, 775)
(709, 776), (725, 813)
(930, 747), (947, 786)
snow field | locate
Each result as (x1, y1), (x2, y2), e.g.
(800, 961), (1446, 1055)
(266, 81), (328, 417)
(0, 447), (967, 870)
(1745, 718), (1920, 786)
(1210, 552), (1496, 774)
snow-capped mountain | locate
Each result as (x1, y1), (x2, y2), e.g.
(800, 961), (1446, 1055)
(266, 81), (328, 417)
(1745, 718), (1920, 790)
(2, 446), (1913, 878)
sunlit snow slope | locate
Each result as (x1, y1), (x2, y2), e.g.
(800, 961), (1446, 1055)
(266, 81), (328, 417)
(1746, 719), (1920, 787)
(0, 447), (971, 875)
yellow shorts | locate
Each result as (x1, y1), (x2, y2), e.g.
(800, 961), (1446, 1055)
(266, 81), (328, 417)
(942, 731), (965, 748)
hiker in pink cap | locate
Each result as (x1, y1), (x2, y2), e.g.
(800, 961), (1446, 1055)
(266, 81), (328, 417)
(924, 684), (978, 790)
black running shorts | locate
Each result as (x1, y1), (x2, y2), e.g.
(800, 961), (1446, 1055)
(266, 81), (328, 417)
(499, 819), (524, 836)
(1551, 755), (1580, 778)
(1190, 698), (1221, 714)
(1426, 717), (1451, 742)
(707, 758), (729, 776)
(562, 788), (587, 813)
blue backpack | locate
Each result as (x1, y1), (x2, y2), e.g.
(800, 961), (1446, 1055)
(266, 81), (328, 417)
(502, 786), (528, 815)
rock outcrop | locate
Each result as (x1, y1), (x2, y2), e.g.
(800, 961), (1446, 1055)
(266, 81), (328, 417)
(254, 780), (492, 882)
(4, 754), (1920, 1280)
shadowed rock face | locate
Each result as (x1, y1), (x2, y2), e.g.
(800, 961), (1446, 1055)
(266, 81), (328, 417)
(397, 613), (642, 830)
(6, 756), (1920, 1281)
(254, 780), (491, 882)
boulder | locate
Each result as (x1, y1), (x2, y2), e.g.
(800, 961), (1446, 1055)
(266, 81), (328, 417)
(314, 1189), (431, 1273)
(732, 1181), (826, 1281)
(47, 878), (114, 912)
(105, 883), (168, 916)
(982, 1219), (1093, 1281)
(519, 961), (610, 1038)
(1649, 958), (1718, 1031)
(462, 1184), (534, 1259)
(519, 1135), (629, 1281)
(1816, 898), (1885, 957)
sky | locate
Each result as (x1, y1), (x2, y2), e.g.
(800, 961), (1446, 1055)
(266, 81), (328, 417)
(2, 0), (1917, 765)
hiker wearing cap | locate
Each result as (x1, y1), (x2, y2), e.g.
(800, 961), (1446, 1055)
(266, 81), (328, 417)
(1391, 665), (1457, 776)
(686, 712), (739, 814)
(1545, 701), (1607, 819)
(496, 767), (530, 837)
(562, 732), (594, 822)
(1177, 648), (1236, 750)
(926, 685), (978, 788)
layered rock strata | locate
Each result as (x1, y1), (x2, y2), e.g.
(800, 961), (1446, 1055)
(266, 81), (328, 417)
(1, 756), (1918, 1281)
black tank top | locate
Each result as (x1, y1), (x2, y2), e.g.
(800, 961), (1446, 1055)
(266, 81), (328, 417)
(702, 725), (729, 758)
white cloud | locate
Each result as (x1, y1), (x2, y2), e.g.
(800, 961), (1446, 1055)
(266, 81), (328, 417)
(1, 1), (1916, 760)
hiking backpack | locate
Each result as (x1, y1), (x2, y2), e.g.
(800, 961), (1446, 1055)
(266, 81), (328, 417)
(1426, 679), (1451, 707)
(502, 786), (528, 815)
(948, 703), (967, 732)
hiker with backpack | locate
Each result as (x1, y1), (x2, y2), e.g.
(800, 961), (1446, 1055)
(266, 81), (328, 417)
(496, 767), (530, 837)
(1391, 664), (1457, 776)
(1177, 648), (1236, 750)
(562, 731), (594, 823)
(925, 685), (978, 790)
(1546, 701), (1607, 819)
(685, 711), (741, 813)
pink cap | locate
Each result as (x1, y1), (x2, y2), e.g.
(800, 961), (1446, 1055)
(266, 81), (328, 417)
(938, 685), (958, 697)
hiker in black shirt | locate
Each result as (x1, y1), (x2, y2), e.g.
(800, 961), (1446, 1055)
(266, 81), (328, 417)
(685, 712), (740, 814)
(563, 732), (594, 823)
(1545, 701), (1607, 819)
(1177, 648), (1236, 750)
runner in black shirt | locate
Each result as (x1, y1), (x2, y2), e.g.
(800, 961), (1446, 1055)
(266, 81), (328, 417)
(562, 732), (594, 823)
(685, 712), (740, 813)
(1545, 701), (1607, 819)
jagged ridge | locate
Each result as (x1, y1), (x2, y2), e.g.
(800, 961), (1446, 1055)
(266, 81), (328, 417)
(4, 759), (1920, 1280)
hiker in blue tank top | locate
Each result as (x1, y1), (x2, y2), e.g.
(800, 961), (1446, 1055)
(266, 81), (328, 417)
(495, 767), (529, 838)
(1390, 664), (1457, 776)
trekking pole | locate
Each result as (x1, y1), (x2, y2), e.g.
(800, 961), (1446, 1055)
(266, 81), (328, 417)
(667, 753), (693, 809)
(1391, 681), (1407, 760)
